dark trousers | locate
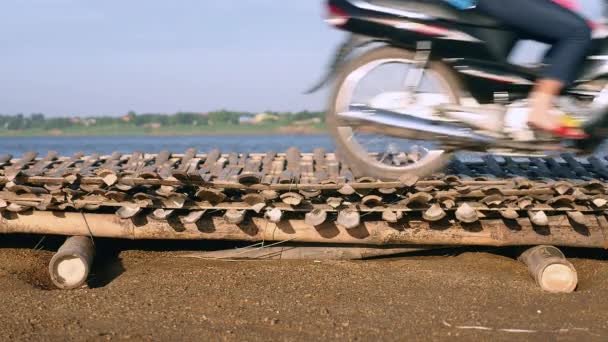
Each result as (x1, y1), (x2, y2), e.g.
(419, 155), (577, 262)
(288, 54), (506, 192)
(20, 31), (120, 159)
(476, 0), (592, 85)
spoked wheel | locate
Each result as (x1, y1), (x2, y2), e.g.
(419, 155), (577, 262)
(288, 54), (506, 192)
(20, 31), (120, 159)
(327, 46), (463, 180)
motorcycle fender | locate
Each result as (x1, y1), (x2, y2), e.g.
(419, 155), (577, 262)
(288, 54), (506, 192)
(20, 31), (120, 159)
(444, 58), (536, 85)
(305, 34), (384, 94)
(443, 58), (535, 103)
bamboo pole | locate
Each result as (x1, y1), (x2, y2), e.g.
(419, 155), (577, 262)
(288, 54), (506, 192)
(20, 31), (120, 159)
(1, 211), (607, 248)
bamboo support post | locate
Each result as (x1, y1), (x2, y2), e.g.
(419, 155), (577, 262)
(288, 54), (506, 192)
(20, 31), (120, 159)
(518, 245), (578, 293)
(48, 236), (95, 290)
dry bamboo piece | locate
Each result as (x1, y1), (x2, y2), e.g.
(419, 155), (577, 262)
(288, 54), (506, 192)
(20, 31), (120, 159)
(151, 209), (174, 220)
(338, 184), (356, 195)
(180, 210), (206, 224)
(116, 205), (141, 219)
(224, 209), (245, 225)
(529, 211), (549, 226)
(260, 190), (279, 201)
(280, 192), (303, 206)
(337, 209), (361, 229)
(181, 246), (436, 260)
(566, 211), (587, 225)
(500, 208), (519, 219)
(423, 204), (446, 222)
(382, 210), (403, 223)
(455, 203), (479, 223)
(265, 208), (283, 223)
(305, 209), (328, 227)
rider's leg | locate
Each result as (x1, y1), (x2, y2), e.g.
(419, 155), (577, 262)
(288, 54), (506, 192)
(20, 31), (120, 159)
(476, 0), (592, 135)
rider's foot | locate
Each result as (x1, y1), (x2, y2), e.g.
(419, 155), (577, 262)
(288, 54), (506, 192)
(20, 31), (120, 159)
(527, 115), (588, 140)
(527, 90), (561, 129)
(526, 90), (588, 140)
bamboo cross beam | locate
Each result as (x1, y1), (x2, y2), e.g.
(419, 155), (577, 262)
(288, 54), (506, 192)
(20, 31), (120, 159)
(2, 211), (607, 248)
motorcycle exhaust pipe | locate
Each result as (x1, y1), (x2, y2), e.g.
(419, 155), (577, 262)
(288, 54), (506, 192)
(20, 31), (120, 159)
(337, 105), (495, 145)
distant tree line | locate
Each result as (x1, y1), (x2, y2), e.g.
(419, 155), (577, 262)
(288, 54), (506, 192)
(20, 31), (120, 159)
(0, 110), (325, 131)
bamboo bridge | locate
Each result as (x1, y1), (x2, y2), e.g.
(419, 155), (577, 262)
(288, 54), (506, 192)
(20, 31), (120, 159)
(1, 148), (606, 290)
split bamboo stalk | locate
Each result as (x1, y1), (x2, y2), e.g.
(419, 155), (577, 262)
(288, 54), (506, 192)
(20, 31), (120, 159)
(181, 246), (436, 260)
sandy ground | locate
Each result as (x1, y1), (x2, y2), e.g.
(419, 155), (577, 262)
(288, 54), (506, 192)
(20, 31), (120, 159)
(1, 235), (607, 341)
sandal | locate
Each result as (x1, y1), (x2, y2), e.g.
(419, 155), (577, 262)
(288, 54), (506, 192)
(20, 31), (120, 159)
(527, 115), (589, 140)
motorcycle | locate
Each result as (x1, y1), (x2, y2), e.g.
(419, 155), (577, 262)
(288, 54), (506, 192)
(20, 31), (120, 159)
(308, 0), (608, 180)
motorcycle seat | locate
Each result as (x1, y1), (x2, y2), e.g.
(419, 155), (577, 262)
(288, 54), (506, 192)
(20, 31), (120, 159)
(367, 0), (504, 28)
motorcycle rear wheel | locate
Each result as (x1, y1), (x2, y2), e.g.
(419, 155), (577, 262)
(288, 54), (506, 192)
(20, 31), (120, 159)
(327, 46), (463, 180)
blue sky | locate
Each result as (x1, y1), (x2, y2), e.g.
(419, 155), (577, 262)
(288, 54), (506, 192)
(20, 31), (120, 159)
(0, 0), (603, 117)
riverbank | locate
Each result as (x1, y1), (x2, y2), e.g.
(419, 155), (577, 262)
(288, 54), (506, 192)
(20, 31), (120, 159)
(1, 236), (607, 341)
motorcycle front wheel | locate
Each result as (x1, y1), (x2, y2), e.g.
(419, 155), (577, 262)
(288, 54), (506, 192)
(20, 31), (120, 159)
(327, 46), (463, 180)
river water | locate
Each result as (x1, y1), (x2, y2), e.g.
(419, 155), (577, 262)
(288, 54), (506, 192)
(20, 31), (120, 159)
(0, 135), (335, 156)
(1, 135), (606, 163)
